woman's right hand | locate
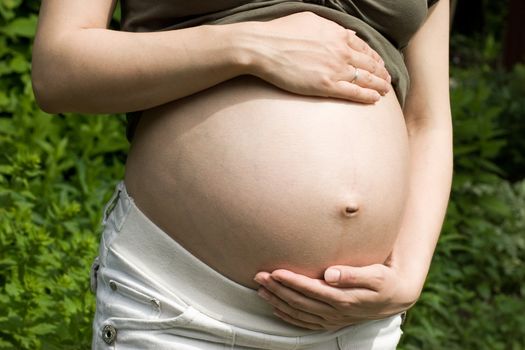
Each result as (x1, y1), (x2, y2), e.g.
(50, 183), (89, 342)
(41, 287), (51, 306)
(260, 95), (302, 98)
(242, 11), (391, 103)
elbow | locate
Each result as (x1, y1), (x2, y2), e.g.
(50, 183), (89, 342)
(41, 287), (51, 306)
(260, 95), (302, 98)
(31, 73), (61, 114)
(31, 57), (99, 115)
(31, 58), (66, 114)
(31, 38), (75, 114)
(31, 53), (76, 114)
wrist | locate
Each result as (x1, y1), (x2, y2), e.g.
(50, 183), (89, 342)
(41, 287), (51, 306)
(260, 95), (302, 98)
(222, 21), (267, 77)
(390, 247), (429, 294)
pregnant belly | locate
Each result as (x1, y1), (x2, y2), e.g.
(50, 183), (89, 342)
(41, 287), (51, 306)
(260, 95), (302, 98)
(124, 75), (409, 289)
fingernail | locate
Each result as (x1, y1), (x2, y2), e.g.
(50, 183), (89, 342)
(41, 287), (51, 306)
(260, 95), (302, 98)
(325, 269), (341, 283)
(253, 276), (263, 284)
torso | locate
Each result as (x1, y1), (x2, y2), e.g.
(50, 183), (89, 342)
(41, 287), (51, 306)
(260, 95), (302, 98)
(124, 75), (409, 289)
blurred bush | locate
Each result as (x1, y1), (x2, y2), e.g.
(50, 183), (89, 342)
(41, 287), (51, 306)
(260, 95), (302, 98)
(1, 0), (524, 349)
(0, 1), (127, 348)
(452, 30), (525, 182)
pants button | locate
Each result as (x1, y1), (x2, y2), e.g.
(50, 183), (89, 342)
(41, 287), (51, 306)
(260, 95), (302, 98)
(102, 324), (117, 344)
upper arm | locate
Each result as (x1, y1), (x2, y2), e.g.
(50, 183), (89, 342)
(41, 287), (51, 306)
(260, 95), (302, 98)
(32, 0), (117, 62)
(32, 0), (118, 106)
(402, 0), (451, 128)
(35, 0), (117, 37)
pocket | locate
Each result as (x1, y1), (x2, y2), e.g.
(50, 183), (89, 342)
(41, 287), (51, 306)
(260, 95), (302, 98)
(108, 307), (239, 349)
(103, 277), (162, 320)
(92, 271), (201, 348)
(111, 279), (161, 312)
(95, 306), (199, 348)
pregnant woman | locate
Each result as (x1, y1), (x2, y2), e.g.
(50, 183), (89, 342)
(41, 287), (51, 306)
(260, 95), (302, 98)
(31, 0), (452, 348)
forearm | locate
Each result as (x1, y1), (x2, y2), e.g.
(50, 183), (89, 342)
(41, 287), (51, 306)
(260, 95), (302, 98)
(31, 22), (254, 114)
(391, 116), (453, 294)
(386, 0), (452, 299)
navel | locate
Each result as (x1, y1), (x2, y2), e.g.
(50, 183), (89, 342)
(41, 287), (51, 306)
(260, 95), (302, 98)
(342, 204), (360, 218)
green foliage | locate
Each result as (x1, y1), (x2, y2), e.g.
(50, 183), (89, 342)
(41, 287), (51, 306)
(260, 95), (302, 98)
(1, 0), (524, 349)
(0, 108), (127, 348)
(492, 64), (525, 181)
(0, 1), (128, 349)
(480, 0), (509, 40)
(451, 6), (525, 181)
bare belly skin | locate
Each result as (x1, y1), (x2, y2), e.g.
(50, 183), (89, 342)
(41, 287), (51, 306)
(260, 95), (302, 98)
(124, 75), (409, 289)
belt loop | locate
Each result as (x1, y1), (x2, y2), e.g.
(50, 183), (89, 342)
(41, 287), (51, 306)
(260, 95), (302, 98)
(101, 183), (122, 226)
(90, 256), (100, 294)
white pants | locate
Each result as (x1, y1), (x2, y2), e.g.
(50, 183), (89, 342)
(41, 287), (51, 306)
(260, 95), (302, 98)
(90, 180), (404, 349)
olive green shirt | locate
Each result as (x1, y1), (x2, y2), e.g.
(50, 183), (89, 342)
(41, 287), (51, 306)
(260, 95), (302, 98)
(120, 0), (440, 142)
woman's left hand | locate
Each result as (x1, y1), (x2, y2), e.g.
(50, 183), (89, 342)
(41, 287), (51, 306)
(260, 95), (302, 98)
(253, 261), (422, 330)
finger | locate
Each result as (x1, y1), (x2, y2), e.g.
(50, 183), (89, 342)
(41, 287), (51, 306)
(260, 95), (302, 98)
(258, 287), (329, 326)
(254, 271), (271, 282)
(269, 269), (350, 307)
(346, 30), (384, 65)
(324, 264), (388, 290)
(345, 65), (390, 96)
(272, 308), (325, 330)
(256, 274), (337, 315)
(346, 49), (391, 83)
(345, 32), (391, 82)
(269, 270), (388, 319)
(331, 80), (382, 104)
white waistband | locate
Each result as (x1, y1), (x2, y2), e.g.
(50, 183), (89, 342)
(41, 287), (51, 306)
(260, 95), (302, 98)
(108, 180), (333, 337)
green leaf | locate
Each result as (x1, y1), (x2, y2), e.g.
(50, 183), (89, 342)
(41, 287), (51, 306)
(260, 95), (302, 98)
(0, 15), (37, 38)
(27, 323), (56, 336)
(8, 54), (28, 73)
(0, 91), (10, 107)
